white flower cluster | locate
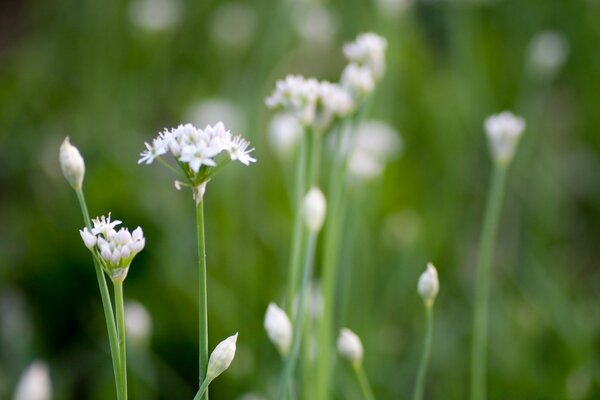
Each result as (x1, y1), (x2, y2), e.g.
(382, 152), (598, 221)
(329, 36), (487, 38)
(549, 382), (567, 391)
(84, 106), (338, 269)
(80, 214), (145, 282)
(265, 32), (387, 132)
(484, 111), (526, 165)
(139, 121), (255, 175)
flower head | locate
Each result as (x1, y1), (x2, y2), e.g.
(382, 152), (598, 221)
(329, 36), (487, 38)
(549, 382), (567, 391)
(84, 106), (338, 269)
(337, 328), (363, 367)
(418, 262), (439, 307)
(484, 111), (526, 165)
(264, 303), (292, 355)
(59, 137), (85, 189)
(207, 333), (238, 381)
(265, 75), (320, 126)
(343, 32), (387, 80)
(314, 81), (354, 131)
(81, 215), (145, 282)
(341, 63), (375, 102)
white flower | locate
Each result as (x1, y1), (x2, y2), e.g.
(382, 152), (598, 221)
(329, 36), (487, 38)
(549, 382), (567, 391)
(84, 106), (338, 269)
(228, 136), (256, 165)
(343, 32), (387, 80)
(266, 75), (320, 126)
(14, 360), (52, 400)
(484, 111), (526, 164)
(528, 31), (569, 78)
(206, 333), (238, 381)
(83, 215), (145, 282)
(314, 81), (354, 131)
(268, 113), (303, 159)
(302, 187), (326, 232)
(59, 137), (85, 190)
(337, 328), (363, 367)
(418, 262), (439, 307)
(125, 300), (153, 344)
(341, 63), (375, 101)
(264, 303), (292, 355)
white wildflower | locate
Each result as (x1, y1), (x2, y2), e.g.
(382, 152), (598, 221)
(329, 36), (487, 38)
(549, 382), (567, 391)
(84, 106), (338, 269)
(341, 63), (375, 101)
(266, 75), (320, 126)
(14, 360), (52, 400)
(302, 187), (326, 232)
(418, 262), (439, 307)
(484, 111), (526, 165)
(337, 328), (363, 367)
(264, 303), (292, 355)
(206, 333), (238, 381)
(59, 137), (85, 190)
(343, 32), (387, 80)
(314, 81), (354, 131)
(228, 136), (256, 165)
(268, 113), (303, 159)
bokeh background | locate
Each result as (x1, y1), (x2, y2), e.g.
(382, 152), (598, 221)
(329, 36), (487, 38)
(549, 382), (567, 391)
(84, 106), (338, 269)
(1, 0), (599, 398)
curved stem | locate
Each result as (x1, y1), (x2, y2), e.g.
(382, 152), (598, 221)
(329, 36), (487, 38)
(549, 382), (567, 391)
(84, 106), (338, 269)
(470, 164), (508, 400)
(196, 199), (209, 400)
(413, 305), (434, 400)
(193, 377), (211, 400)
(353, 364), (375, 400)
(75, 188), (122, 399)
(114, 281), (128, 400)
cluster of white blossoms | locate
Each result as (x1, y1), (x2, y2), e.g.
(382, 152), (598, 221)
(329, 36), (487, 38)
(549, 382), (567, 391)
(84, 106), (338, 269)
(80, 214), (145, 282)
(266, 32), (387, 132)
(484, 111), (526, 165)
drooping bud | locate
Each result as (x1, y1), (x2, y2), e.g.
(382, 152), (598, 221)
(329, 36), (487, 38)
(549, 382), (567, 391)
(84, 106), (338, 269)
(264, 303), (292, 355)
(206, 333), (238, 381)
(59, 137), (85, 190)
(337, 328), (363, 367)
(418, 262), (439, 307)
(14, 360), (52, 400)
(302, 187), (326, 232)
(484, 112), (526, 165)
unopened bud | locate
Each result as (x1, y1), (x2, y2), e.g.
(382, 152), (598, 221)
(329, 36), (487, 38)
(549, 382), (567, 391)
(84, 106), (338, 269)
(206, 333), (238, 381)
(302, 187), (326, 232)
(59, 137), (85, 189)
(484, 112), (525, 165)
(14, 360), (52, 400)
(337, 328), (363, 367)
(418, 262), (439, 307)
(264, 303), (292, 355)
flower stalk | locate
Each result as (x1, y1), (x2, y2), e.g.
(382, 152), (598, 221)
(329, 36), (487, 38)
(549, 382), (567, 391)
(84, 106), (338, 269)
(196, 199), (209, 400)
(114, 281), (128, 400)
(413, 305), (434, 400)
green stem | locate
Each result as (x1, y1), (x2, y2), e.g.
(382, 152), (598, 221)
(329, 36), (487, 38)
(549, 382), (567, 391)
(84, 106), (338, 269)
(307, 128), (322, 187)
(279, 232), (318, 400)
(196, 199), (209, 400)
(114, 281), (128, 400)
(413, 305), (434, 400)
(353, 364), (375, 400)
(287, 133), (308, 314)
(470, 164), (509, 400)
(192, 378), (211, 400)
(75, 188), (122, 399)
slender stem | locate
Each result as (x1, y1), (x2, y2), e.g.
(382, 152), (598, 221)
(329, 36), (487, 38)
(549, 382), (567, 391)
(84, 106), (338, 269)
(470, 164), (509, 400)
(287, 133), (308, 314)
(114, 281), (128, 400)
(353, 364), (375, 400)
(192, 378), (211, 400)
(196, 199), (209, 400)
(307, 128), (322, 187)
(413, 305), (434, 400)
(75, 188), (122, 399)
(279, 232), (318, 400)
(156, 156), (186, 178)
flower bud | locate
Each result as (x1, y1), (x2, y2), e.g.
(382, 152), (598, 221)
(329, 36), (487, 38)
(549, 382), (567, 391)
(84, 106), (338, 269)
(337, 328), (363, 367)
(14, 360), (52, 400)
(302, 187), (326, 232)
(59, 137), (85, 190)
(125, 300), (153, 345)
(206, 333), (238, 381)
(264, 303), (292, 355)
(484, 112), (525, 165)
(418, 262), (439, 307)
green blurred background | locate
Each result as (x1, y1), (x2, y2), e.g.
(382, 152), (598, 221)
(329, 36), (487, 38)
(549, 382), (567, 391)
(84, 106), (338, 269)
(1, 0), (599, 398)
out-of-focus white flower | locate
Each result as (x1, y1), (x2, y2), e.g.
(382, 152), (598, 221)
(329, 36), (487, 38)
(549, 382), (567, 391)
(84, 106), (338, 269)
(337, 328), (363, 367)
(206, 333), (238, 381)
(209, 3), (257, 48)
(14, 360), (52, 400)
(80, 215), (145, 282)
(59, 137), (85, 190)
(125, 301), (153, 344)
(343, 33), (388, 80)
(376, 0), (413, 17)
(527, 31), (569, 78)
(418, 262), (439, 307)
(314, 81), (354, 131)
(347, 121), (402, 181)
(266, 75), (320, 126)
(484, 111), (526, 165)
(128, 0), (181, 32)
(341, 63), (375, 102)
(302, 187), (326, 232)
(293, 4), (339, 45)
(268, 113), (303, 159)
(185, 99), (244, 135)
(264, 303), (292, 355)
